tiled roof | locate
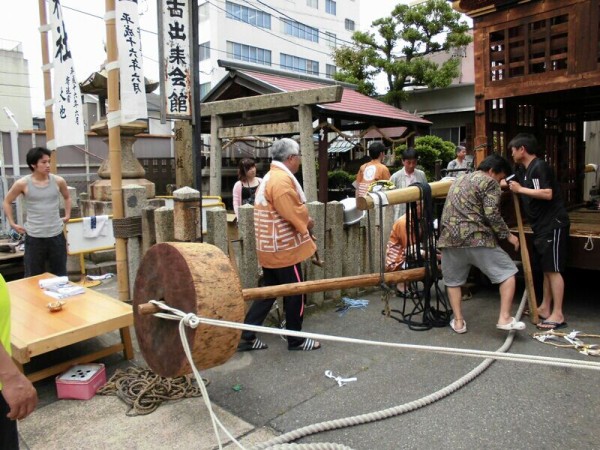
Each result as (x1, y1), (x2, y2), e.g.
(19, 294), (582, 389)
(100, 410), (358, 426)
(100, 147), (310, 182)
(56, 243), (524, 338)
(238, 70), (431, 126)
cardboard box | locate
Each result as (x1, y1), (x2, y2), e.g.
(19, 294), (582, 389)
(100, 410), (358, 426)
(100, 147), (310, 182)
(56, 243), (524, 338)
(56, 364), (107, 400)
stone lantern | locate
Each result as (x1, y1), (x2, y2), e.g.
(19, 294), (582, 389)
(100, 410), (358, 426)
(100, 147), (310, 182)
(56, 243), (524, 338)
(79, 68), (157, 215)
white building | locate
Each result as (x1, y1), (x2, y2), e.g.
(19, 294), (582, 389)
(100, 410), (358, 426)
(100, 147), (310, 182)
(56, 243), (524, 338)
(0, 39), (33, 132)
(198, 0), (359, 97)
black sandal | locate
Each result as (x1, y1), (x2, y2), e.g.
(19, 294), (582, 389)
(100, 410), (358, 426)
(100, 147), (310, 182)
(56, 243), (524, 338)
(288, 338), (321, 351)
(237, 338), (268, 351)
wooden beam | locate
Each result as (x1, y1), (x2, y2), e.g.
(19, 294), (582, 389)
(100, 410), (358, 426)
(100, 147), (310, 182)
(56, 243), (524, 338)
(218, 122), (299, 138)
(200, 86), (343, 117)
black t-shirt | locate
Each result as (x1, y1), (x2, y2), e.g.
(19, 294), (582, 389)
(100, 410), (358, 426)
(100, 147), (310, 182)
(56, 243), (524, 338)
(515, 158), (569, 234)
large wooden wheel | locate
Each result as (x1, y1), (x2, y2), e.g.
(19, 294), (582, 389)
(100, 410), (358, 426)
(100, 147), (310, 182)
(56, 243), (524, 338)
(133, 242), (245, 378)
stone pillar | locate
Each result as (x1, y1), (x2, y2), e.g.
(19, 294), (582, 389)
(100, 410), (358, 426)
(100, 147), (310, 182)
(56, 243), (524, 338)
(325, 201), (344, 300)
(210, 114), (223, 196)
(237, 205), (258, 289)
(299, 105), (317, 202)
(343, 219), (363, 298)
(174, 121), (193, 188)
(141, 198), (166, 255)
(123, 185), (147, 298)
(155, 207), (174, 243)
(173, 186), (201, 241)
(306, 201), (324, 306)
(205, 208), (227, 254)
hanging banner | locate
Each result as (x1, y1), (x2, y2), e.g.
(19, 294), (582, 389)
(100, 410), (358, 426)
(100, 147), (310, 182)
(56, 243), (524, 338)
(116, 0), (148, 124)
(158, 0), (192, 120)
(49, 0), (85, 148)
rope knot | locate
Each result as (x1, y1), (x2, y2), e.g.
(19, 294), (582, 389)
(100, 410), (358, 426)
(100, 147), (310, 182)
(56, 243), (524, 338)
(182, 312), (200, 328)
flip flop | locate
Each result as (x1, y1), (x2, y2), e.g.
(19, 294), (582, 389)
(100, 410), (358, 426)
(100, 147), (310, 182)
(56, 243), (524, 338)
(288, 338), (321, 351)
(237, 338), (268, 351)
(536, 320), (568, 330)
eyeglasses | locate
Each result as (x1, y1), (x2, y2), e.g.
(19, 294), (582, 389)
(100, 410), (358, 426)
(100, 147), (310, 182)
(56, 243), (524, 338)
(292, 153), (302, 158)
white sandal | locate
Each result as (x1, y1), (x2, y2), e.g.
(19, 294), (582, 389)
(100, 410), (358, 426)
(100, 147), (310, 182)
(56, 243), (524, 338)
(450, 318), (467, 334)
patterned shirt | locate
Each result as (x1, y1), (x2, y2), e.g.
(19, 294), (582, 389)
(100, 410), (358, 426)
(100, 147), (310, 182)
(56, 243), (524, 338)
(438, 171), (510, 248)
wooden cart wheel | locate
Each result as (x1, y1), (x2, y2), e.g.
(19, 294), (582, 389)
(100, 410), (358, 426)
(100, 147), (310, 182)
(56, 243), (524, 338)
(133, 242), (245, 378)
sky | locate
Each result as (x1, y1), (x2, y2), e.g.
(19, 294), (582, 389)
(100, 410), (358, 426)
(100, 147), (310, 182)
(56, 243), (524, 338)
(0, 0), (408, 117)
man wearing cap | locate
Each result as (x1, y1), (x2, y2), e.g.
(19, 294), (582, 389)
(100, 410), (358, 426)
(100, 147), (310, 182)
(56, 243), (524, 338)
(355, 142), (391, 198)
(238, 138), (321, 352)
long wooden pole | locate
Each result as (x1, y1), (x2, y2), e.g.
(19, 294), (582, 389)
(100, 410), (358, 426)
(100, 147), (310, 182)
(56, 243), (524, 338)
(356, 180), (453, 210)
(137, 268), (425, 315)
(512, 194), (539, 324)
(105, 0), (130, 301)
(37, 0), (57, 173)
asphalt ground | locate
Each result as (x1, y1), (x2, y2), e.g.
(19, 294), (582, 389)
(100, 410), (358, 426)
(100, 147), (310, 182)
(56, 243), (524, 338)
(17, 268), (600, 449)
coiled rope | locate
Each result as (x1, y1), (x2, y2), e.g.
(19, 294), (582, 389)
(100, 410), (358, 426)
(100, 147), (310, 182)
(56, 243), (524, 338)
(97, 365), (206, 416)
(147, 295), (600, 450)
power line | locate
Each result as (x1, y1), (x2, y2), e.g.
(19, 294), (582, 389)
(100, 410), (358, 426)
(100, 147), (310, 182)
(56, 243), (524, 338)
(251, 0), (356, 47)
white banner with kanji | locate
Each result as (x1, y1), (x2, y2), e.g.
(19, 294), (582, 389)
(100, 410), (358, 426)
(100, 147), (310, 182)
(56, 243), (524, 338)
(158, 0), (192, 119)
(116, 0), (148, 124)
(49, 0), (85, 148)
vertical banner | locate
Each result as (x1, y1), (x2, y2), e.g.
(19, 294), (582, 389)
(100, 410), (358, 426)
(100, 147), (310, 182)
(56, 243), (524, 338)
(49, 0), (85, 148)
(116, 0), (148, 124)
(158, 0), (192, 120)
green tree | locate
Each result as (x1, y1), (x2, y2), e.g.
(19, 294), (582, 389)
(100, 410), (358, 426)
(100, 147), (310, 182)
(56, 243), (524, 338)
(333, 0), (472, 108)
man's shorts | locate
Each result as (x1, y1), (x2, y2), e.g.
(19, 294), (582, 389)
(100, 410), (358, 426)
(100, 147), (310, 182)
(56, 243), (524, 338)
(532, 226), (569, 273)
(441, 246), (518, 287)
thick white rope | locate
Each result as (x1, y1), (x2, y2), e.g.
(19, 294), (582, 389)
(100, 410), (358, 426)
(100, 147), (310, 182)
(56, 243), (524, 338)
(148, 300), (600, 372)
(147, 292), (598, 450)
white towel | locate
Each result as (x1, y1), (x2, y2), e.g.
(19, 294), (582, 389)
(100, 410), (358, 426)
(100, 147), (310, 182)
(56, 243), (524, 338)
(39, 276), (69, 289)
(82, 215), (109, 238)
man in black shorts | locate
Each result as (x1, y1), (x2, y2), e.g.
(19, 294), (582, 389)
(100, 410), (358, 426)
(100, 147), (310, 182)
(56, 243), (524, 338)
(508, 133), (570, 330)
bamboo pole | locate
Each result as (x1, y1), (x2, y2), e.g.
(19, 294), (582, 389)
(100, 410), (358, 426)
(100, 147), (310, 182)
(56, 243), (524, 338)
(105, 0), (130, 301)
(512, 194), (539, 324)
(37, 0), (57, 173)
(356, 180), (453, 211)
(138, 268), (425, 315)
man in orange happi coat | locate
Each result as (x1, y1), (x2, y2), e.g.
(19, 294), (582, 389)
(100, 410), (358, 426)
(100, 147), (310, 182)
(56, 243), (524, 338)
(238, 138), (321, 352)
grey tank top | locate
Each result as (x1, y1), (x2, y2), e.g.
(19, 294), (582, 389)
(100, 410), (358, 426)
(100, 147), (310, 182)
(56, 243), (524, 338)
(24, 174), (64, 238)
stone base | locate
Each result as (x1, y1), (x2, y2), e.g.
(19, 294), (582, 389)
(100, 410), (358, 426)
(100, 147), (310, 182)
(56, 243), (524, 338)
(90, 179), (156, 202)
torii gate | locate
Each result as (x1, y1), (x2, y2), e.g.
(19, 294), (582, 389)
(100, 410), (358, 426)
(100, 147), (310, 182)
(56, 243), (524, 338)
(200, 86), (343, 202)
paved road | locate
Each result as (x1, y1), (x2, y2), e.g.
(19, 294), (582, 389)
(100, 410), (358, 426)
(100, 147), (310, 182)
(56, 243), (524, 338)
(18, 268), (600, 449)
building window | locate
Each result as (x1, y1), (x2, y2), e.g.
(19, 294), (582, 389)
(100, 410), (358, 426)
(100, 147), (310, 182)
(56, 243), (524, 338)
(325, 31), (337, 48)
(280, 53), (319, 76)
(200, 42), (210, 61)
(326, 64), (336, 79)
(282, 19), (319, 43)
(325, 0), (336, 15)
(306, 0), (318, 8)
(227, 41), (272, 66)
(226, 1), (271, 29)
(200, 82), (211, 100)
(199, 2), (209, 22)
(345, 19), (355, 31)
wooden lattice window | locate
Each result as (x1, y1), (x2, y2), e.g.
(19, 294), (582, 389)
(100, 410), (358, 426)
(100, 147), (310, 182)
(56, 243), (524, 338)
(489, 13), (568, 82)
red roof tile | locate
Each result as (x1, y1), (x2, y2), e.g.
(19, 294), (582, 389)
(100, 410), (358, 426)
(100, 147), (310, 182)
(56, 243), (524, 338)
(239, 70), (431, 126)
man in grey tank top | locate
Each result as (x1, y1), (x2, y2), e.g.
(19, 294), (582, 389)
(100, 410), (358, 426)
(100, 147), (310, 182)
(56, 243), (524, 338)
(3, 147), (71, 277)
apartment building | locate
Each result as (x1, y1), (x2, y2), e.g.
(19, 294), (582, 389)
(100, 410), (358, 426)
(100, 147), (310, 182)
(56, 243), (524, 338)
(0, 39), (33, 132)
(197, 0), (360, 97)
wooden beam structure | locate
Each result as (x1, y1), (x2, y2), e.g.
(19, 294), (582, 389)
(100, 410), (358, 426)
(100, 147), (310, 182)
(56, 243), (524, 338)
(218, 122), (299, 138)
(200, 86), (343, 117)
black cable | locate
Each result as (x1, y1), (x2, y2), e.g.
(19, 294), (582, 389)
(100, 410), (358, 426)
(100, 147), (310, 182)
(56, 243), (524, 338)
(384, 182), (451, 331)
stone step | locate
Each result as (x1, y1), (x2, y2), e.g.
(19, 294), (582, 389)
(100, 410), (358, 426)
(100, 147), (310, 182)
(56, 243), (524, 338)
(88, 249), (116, 264)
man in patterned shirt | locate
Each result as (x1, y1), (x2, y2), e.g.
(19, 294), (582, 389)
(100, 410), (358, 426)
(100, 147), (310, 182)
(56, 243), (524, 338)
(438, 154), (525, 334)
